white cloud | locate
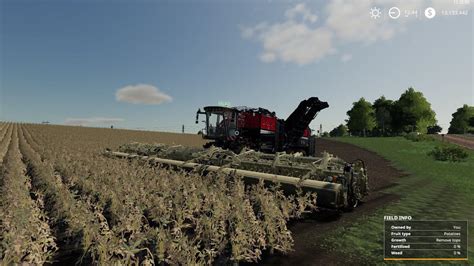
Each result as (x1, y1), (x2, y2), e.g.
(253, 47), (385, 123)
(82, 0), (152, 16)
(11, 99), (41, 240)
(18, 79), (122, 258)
(242, 1), (472, 65)
(261, 22), (334, 65)
(241, 4), (334, 65)
(326, 0), (395, 43)
(240, 22), (268, 39)
(241, 27), (255, 39)
(116, 84), (172, 105)
(285, 3), (318, 23)
(65, 117), (124, 126)
(341, 53), (352, 62)
(260, 52), (276, 63)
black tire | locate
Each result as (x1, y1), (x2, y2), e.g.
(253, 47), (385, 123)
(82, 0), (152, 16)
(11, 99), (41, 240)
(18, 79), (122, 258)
(231, 144), (244, 154)
(203, 142), (214, 149)
(344, 197), (359, 212)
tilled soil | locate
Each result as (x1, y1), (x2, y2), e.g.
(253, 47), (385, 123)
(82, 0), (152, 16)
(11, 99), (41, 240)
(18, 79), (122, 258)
(260, 138), (406, 265)
(316, 138), (406, 191)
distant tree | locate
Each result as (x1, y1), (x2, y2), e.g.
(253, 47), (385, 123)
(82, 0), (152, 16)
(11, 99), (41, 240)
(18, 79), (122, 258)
(391, 88), (436, 134)
(321, 131), (330, 137)
(329, 124), (348, 137)
(427, 125), (442, 134)
(373, 96), (393, 136)
(448, 104), (474, 134)
(347, 98), (376, 136)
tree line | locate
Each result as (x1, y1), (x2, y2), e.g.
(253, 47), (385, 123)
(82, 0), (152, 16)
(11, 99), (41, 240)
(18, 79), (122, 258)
(327, 87), (474, 137)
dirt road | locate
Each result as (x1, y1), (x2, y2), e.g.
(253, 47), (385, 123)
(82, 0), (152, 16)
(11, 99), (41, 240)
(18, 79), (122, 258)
(260, 138), (405, 265)
(438, 134), (474, 150)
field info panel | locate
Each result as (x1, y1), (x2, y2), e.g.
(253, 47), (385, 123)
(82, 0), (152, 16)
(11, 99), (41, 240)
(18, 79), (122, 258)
(384, 217), (468, 261)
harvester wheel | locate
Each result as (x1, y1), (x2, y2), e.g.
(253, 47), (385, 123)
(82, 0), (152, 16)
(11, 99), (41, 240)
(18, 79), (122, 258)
(203, 142), (214, 149)
(344, 171), (360, 212)
(345, 197), (359, 211)
(230, 144), (244, 154)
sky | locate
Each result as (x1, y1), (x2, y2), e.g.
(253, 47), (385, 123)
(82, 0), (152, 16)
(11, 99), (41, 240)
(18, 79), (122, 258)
(0, 0), (472, 133)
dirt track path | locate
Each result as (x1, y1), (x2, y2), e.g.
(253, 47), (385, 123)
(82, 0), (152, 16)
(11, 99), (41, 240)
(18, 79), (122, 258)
(440, 134), (474, 150)
(260, 138), (405, 265)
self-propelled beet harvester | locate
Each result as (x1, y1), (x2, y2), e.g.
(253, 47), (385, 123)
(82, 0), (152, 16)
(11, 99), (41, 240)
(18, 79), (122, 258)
(104, 97), (369, 211)
(195, 97), (329, 156)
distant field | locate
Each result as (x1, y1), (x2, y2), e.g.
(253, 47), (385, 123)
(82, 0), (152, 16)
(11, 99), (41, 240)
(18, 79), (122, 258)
(322, 137), (474, 264)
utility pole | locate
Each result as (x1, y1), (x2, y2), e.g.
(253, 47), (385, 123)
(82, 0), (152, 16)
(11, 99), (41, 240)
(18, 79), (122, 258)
(182, 124), (184, 133)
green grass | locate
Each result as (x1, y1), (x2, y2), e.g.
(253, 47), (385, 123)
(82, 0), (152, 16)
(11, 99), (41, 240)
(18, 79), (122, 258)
(321, 137), (474, 265)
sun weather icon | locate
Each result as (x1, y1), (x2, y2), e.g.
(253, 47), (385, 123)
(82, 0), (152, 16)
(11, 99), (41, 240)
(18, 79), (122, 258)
(370, 7), (382, 19)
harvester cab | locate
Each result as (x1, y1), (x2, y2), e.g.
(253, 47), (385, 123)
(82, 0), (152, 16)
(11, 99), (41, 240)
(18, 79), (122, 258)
(196, 106), (239, 140)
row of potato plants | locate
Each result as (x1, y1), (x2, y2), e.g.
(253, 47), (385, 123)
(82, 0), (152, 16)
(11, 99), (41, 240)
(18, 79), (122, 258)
(0, 125), (57, 264)
(11, 124), (318, 264)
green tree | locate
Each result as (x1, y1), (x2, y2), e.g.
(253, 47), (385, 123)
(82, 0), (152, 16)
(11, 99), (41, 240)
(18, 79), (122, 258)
(329, 124), (348, 137)
(346, 98), (376, 136)
(427, 125), (442, 134)
(391, 88), (436, 134)
(448, 104), (474, 134)
(373, 96), (393, 136)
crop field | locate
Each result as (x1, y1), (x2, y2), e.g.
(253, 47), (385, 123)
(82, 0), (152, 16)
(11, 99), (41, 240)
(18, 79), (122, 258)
(0, 122), (320, 264)
(1, 123), (472, 265)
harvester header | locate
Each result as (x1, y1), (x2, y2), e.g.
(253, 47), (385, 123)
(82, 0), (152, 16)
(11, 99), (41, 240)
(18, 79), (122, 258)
(105, 143), (369, 210)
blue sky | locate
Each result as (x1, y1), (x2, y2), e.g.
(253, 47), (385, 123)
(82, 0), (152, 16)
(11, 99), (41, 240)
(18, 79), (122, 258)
(1, 0), (472, 133)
